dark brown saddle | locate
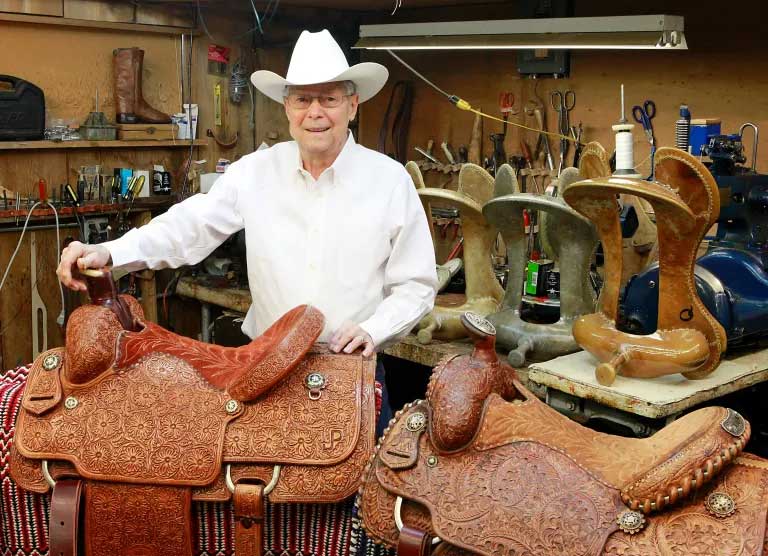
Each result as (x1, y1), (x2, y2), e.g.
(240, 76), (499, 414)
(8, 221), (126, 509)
(358, 313), (767, 556)
(11, 269), (377, 556)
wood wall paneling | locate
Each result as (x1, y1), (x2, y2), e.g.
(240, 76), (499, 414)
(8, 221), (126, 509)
(358, 0), (768, 175)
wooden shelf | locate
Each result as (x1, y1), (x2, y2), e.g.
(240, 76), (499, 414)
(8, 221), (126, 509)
(0, 139), (207, 151)
(0, 12), (197, 35)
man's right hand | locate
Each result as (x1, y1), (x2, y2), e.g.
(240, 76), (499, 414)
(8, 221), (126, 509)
(56, 241), (112, 291)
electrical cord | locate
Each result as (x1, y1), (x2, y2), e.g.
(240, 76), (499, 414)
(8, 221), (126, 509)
(0, 201), (66, 326)
(386, 50), (583, 146)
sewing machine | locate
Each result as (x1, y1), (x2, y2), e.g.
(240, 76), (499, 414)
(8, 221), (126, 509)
(622, 126), (768, 349)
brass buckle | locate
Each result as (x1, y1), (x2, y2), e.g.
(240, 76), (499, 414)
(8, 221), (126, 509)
(394, 496), (442, 545)
(225, 463), (281, 496)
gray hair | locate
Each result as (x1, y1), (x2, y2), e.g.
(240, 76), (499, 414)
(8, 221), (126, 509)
(283, 80), (356, 97)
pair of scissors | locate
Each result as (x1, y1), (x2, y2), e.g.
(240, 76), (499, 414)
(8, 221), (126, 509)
(632, 99), (657, 179)
(550, 90), (575, 175)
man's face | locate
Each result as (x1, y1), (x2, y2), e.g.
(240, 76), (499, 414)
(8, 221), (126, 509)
(284, 82), (359, 159)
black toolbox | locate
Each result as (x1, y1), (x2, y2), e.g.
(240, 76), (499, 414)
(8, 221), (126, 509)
(0, 75), (45, 141)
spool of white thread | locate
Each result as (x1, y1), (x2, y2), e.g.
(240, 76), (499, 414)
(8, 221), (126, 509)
(612, 123), (641, 178)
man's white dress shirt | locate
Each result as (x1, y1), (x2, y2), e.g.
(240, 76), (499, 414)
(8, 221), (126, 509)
(103, 133), (437, 347)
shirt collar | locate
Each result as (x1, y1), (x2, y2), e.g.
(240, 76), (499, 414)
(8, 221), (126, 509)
(294, 131), (357, 187)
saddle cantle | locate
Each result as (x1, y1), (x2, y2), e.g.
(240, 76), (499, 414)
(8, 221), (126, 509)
(11, 268), (376, 556)
(563, 147), (728, 385)
(358, 313), (761, 556)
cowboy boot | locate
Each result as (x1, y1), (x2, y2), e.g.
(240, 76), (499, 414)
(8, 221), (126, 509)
(132, 48), (171, 124)
(114, 48), (137, 124)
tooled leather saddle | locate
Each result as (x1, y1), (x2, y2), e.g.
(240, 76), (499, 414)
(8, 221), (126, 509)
(11, 268), (376, 556)
(358, 312), (768, 556)
(563, 147), (727, 386)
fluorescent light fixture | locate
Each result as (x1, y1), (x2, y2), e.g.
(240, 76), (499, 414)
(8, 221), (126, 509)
(356, 15), (687, 50)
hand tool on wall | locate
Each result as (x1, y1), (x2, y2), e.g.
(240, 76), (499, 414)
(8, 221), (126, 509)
(30, 232), (48, 359)
(441, 141), (457, 164)
(551, 89), (576, 176)
(415, 139), (438, 163)
(519, 141), (541, 194)
(526, 104), (554, 172)
(468, 112), (483, 165)
(632, 99), (657, 179)
(571, 123), (584, 168)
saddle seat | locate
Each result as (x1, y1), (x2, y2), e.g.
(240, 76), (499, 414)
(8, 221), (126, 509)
(65, 269), (320, 402)
(359, 313), (751, 556)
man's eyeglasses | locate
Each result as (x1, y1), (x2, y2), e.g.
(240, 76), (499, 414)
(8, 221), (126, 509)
(285, 93), (351, 109)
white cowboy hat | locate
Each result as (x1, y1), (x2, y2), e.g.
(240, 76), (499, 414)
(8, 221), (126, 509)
(251, 29), (389, 104)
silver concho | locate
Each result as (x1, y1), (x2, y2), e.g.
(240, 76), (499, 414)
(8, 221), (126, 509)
(616, 510), (646, 534)
(225, 399), (240, 414)
(64, 396), (79, 410)
(426, 455), (438, 467)
(705, 492), (736, 518)
(721, 409), (746, 437)
(405, 412), (427, 432)
(462, 312), (496, 336)
(305, 373), (326, 390)
(42, 353), (61, 371)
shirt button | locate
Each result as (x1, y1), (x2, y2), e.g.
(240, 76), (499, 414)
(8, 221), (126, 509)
(309, 263), (316, 270)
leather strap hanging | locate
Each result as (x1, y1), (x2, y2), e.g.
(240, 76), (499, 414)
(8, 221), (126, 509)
(378, 81), (413, 163)
(234, 483), (266, 556)
(50, 479), (84, 556)
(397, 525), (432, 556)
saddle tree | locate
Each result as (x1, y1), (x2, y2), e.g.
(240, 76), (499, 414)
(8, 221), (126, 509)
(563, 148), (727, 385)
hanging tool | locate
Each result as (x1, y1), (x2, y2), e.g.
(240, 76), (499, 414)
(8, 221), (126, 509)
(632, 99), (657, 179)
(525, 102), (554, 172)
(31, 232), (48, 358)
(551, 89), (576, 175)
(468, 112), (483, 165)
(571, 123), (584, 168)
(415, 139), (438, 163)
(441, 141), (457, 164)
(520, 141), (541, 194)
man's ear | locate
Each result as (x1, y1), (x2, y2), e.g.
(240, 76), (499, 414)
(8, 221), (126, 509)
(348, 94), (360, 121)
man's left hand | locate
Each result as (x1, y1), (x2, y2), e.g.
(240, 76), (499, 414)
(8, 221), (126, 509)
(330, 321), (375, 357)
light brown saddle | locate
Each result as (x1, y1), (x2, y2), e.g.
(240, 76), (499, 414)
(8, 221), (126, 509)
(563, 147), (727, 385)
(11, 268), (376, 556)
(357, 313), (764, 556)
(411, 163), (504, 343)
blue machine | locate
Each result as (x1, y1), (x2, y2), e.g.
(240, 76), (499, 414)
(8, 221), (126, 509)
(621, 125), (768, 348)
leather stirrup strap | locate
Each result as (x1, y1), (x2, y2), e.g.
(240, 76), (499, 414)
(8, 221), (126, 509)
(397, 525), (432, 556)
(50, 479), (84, 556)
(234, 483), (265, 556)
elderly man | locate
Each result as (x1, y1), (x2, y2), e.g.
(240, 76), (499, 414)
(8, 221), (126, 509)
(57, 30), (437, 431)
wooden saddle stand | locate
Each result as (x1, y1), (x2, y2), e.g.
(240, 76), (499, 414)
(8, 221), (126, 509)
(563, 147), (727, 386)
(11, 268), (376, 556)
(358, 312), (768, 556)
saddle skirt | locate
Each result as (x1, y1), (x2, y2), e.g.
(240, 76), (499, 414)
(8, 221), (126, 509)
(11, 269), (376, 556)
(358, 313), (766, 556)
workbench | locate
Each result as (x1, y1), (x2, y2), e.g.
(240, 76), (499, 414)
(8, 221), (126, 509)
(175, 274), (768, 437)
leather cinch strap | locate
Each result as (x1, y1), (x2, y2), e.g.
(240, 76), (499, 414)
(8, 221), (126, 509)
(397, 525), (432, 556)
(50, 479), (84, 556)
(234, 483), (265, 556)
